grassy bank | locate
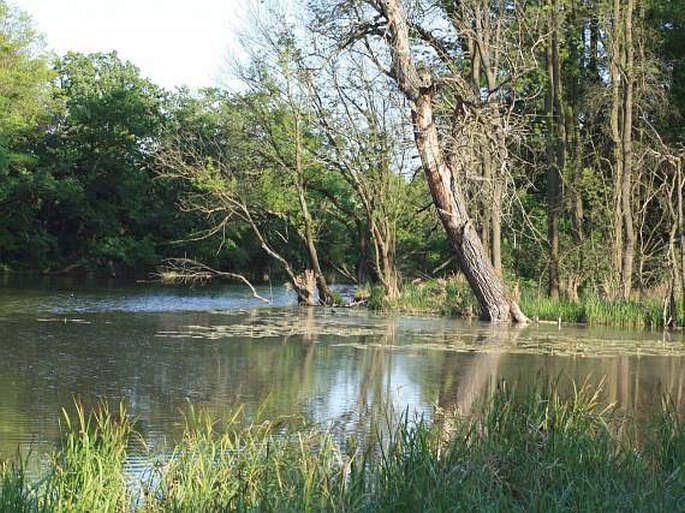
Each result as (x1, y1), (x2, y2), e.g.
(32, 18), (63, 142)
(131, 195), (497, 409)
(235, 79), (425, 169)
(371, 277), (673, 329)
(367, 278), (480, 318)
(519, 294), (668, 330)
(1, 381), (683, 512)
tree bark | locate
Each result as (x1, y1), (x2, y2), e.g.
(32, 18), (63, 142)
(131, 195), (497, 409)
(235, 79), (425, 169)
(610, 0), (625, 297)
(678, 159), (685, 325)
(545, 0), (563, 300)
(381, 0), (527, 322)
(296, 177), (334, 305)
(620, 0), (635, 300)
(293, 101), (334, 305)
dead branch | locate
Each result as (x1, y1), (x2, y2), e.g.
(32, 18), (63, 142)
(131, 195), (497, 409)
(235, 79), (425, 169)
(156, 258), (271, 304)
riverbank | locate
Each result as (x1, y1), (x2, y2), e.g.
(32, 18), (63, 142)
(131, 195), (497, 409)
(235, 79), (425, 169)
(369, 278), (674, 330)
(1, 380), (683, 512)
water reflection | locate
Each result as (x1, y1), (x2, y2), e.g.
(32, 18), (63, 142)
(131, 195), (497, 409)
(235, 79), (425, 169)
(0, 280), (684, 463)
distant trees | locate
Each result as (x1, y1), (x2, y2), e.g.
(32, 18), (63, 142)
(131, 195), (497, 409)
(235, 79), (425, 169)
(36, 52), (167, 272)
(0, 0), (53, 266)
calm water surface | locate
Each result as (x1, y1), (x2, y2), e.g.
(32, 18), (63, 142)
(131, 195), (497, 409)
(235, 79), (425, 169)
(1, 276), (684, 462)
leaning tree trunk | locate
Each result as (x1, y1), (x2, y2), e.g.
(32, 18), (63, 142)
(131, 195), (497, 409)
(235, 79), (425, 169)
(381, 0), (527, 322)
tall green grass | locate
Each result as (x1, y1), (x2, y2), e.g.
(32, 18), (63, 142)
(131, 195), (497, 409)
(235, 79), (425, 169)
(1, 380), (683, 512)
(45, 401), (132, 513)
(375, 276), (670, 329)
(368, 276), (682, 329)
(521, 294), (666, 329)
(0, 459), (37, 513)
(145, 404), (353, 512)
(372, 277), (480, 318)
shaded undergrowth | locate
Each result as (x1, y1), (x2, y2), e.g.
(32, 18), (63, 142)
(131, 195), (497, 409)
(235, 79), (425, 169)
(1, 380), (683, 512)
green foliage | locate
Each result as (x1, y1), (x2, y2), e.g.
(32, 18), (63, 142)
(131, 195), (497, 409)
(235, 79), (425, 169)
(0, 458), (37, 512)
(35, 51), (167, 270)
(395, 177), (452, 278)
(0, 1), (54, 269)
(649, 0), (685, 142)
(0, 1), (52, 138)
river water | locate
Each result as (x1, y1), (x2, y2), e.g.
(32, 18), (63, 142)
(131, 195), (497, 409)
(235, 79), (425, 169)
(1, 276), (684, 463)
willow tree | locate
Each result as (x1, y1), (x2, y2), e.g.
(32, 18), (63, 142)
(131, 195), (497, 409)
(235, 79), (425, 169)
(245, 41), (336, 305)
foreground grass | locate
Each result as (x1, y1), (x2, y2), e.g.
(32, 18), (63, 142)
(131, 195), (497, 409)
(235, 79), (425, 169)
(1, 381), (684, 512)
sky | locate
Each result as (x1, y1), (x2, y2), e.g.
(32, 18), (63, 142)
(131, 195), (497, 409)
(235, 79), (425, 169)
(11, 0), (254, 90)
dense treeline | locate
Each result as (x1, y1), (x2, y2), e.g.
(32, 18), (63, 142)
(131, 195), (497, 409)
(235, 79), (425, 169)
(1, 0), (684, 314)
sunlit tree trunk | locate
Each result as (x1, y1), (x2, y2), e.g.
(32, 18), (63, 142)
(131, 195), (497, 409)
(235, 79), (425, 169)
(610, 0), (625, 297)
(620, 0), (635, 300)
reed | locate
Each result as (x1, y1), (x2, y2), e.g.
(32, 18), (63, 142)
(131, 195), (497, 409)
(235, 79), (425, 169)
(375, 278), (670, 329)
(0, 459), (37, 513)
(375, 277), (479, 318)
(521, 294), (665, 329)
(145, 403), (353, 512)
(1, 380), (683, 512)
(43, 400), (132, 513)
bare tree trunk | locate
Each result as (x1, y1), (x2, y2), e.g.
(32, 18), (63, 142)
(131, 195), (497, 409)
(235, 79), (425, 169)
(491, 126), (504, 277)
(620, 0), (635, 299)
(355, 219), (371, 284)
(678, 159), (684, 325)
(370, 221), (399, 299)
(296, 178), (334, 304)
(545, 11), (561, 300)
(610, 0), (624, 297)
(293, 108), (334, 305)
(474, 0), (505, 276)
(565, 0), (584, 297)
(545, 1), (566, 299)
(480, 140), (493, 263)
(381, 0), (527, 322)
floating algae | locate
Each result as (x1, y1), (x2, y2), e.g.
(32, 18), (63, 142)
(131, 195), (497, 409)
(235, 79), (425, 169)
(152, 307), (685, 358)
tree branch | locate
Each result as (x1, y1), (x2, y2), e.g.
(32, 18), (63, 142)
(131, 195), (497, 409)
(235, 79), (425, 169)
(156, 258), (271, 303)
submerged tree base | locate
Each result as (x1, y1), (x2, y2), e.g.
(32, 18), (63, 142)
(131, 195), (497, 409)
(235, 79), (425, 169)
(1, 380), (683, 512)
